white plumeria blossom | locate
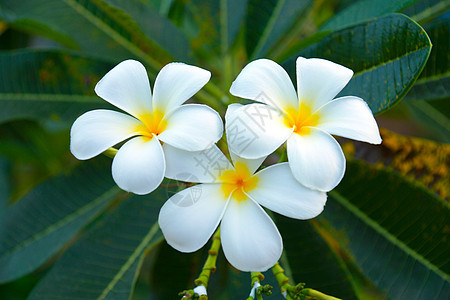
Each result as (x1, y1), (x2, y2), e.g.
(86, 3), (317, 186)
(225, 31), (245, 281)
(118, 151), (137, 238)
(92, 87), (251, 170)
(227, 57), (382, 192)
(158, 117), (327, 271)
(70, 60), (223, 195)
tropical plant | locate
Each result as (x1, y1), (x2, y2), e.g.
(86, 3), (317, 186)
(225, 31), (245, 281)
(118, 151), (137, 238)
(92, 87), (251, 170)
(0, 0), (448, 299)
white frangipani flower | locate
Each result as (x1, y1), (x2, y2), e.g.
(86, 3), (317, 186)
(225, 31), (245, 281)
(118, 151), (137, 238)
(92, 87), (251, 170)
(158, 114), (327, 271)
(70, 60), (223, 195)
(227, 57), (382, 192)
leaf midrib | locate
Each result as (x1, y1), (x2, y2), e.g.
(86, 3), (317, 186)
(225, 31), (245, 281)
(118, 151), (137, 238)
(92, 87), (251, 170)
(0, 187), (119, 259)
(97, 223), (162, 300)
(0, 93), (101, 102)
(251, 0), (286, 59)
(329, 190), (449, 282)
(62, 0), (161, 72)
(352, 43), (430, 78)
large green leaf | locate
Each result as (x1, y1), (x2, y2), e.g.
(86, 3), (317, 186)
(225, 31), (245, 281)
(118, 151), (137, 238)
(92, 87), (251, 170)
(185, 0), (247, 55)
(246, 0), (313, 59)
(405, 19), (449, 102)
(404, 19), (449, 142)
(322, 160), (450, 299)
(28, 190), (165, 299)
(0, 0), (132, 63)
(0, 50), (113, 124)
(402, 0), (450, 23)
(91, 0), (191, 62)
(0, 156), (120, 283)
(0, 0), (189, 72)
(283, 14), (432, 114)
(275, 216), (358, 299)
(0, 158), (9, 223)
(407, 100), (450, 143)
(320, 0), (419, 31)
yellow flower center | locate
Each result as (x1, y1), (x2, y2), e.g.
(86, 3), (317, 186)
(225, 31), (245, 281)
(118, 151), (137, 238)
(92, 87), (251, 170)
(284, 102), (320, 135)
(134, 109), (167, 139)
(219, 162), (259, 201)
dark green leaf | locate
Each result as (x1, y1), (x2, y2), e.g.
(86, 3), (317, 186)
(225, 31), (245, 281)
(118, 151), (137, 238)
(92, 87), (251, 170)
(246, 0), (312, 59)
(407, 100), (450, 143)
(0, 50), (113, 124)
(0, 156), (120, 283)
(0, 158), (9, 224)
(91, 0), (191, 62)
(323, 160), (450, 299)
(186, 0), (247, 55)
(405, 19), (450, 102)
(404, 19), (449, 142)
(320, 0), (419, 31)
(275, 216), (358, 299)
(402, 0), (450, 23)
(0, 0), (133, 63)
(283, 14), (432, 114)
(28, 190), (165, 300)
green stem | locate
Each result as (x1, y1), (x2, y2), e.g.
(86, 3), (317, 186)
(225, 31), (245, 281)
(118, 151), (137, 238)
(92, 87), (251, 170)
(271, 262), (341, 300)
(194, 227), (221, 288)
(301, 288), (342, 300)
(272, 262), (290, 293)
(277, 148), (287, 163)
(251, 272), (265, 286)
(103, 147), (118, 158)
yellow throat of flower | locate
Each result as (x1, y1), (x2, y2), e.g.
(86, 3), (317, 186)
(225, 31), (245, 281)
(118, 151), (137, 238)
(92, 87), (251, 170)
(219, 161), (258, 201)
(135, 109), (167, 139)
(284, 102), (320, 135)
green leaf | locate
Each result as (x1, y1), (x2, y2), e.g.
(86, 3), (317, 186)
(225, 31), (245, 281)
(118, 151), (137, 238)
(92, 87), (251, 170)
(90, 0), (191, 62)
(246, 0), (313, 59)
(405, 19), (450, 102)
(407, 100), (450, 143)
(0, 50), (113, 124)
(0, 0), (133, 63)
(320, 0), (420, 31)
(0, 156), (120, 283)
(186, 0), (247, 54)
(323, 160), (450, 299)
(28, 190), (165, 300)
(402, 0), (450, 23)
(404, 19), (449, 142)
(283, 14), (432, 114)
(0, 0), (189, 72)
(275, 216), (358, 299)
(0, 158), (9, 223)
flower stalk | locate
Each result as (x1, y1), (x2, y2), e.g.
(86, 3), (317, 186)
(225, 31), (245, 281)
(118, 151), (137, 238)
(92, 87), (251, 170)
(195, 227), (221, 287)
(102, 147), (118, 158)
(272, 262), (341, 300)
(247, 272), (272, 300)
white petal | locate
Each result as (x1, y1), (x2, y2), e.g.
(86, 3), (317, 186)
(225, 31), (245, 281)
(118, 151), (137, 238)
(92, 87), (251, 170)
(225, 103), (292, 159)
(111, 136), (165, 195)
(158, 104), (223, 151)
(159, 184), (228, 252)
(94, 60), (153, 117)
(230, 152), (266, 175)
(230, 59), (298, 112)
(221, 198), (282, 272)
(315, 96), (382, 144)
(287, 128), (345, 192)
(152, 63), (211, 114)
(70, 109), (142, 160)
(296, 57), (353, 111)
(248, 163), (327, 219)
(225, 103), (244, 122)
(226, 104), (267, 174)
(163, 144), (233, 183)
